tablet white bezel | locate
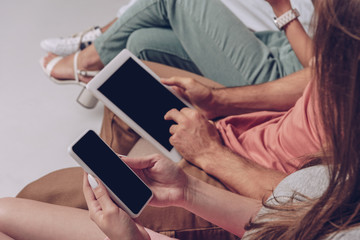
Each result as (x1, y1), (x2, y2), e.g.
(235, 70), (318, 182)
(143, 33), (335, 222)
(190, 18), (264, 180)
(87, 49), (193, 162)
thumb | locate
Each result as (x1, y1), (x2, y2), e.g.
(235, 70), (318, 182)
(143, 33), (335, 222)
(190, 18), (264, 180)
(121, 154), (159, 170)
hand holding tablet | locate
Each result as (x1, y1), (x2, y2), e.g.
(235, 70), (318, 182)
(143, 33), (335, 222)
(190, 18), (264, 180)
(87, 49), (193, 161)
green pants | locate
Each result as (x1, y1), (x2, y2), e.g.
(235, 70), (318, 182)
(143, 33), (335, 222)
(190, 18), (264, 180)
(94, 0), (303, 87)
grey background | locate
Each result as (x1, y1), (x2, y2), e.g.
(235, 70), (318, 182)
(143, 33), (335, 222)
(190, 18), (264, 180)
(0, 0), (129, 197)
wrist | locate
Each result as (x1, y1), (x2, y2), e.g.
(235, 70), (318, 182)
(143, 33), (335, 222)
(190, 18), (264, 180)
(270, 2), (292, 17)
(274, 8), (300, 30)
(202, 88), (223, 119)
(195, 145), (231, 175)
(207, 88), (232, 118)
(179, 175), (200, 210)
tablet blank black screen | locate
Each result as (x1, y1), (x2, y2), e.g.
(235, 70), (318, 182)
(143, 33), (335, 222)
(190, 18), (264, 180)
(98, 58), (187, 151)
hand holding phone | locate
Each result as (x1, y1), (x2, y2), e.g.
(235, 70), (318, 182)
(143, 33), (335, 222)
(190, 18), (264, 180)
(113, 153), (189, 208)
(69, 130), (153, 218)
(83, 172), (151, 240)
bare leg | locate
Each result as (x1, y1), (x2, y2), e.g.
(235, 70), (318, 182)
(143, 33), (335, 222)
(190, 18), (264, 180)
(0, 197), (106, 240)
(0, 232), (13, 240)
(42, 48), (224, 88)
(101, 18), (117, 33)
(41, 18), (117, 80)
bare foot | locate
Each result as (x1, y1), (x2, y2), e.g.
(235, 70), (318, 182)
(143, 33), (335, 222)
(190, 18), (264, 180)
(43, 45), (104, 84)
(43, 53), (78, 80)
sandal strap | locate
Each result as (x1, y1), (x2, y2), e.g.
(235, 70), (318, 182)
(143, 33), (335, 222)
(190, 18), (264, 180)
(77, 26), (100, 50)
(73, 51), (81, 84)
(77, 69), (99, 77)
(44, 56), (62, 76)
(71, 26), (98, 38)
(73, 51), (99, 83)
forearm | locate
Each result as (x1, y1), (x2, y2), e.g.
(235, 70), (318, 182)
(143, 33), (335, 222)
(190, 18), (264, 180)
(179, 175), (262, 237)
(147, 61), (311, 117)
(196, 147), (287, 200)
(283, 18), (313, 67)
(270, 2), (314, 67)
(210, 68), (311, 116)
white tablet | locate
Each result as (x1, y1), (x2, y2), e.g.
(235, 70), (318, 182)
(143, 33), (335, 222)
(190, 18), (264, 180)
(87, 49), (193, 161)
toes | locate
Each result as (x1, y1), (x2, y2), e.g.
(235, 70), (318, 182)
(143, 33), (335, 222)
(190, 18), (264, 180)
(43, 53), (59, 68)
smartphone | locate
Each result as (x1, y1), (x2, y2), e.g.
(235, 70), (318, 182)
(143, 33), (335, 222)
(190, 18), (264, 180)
(68, 130), (153, 218)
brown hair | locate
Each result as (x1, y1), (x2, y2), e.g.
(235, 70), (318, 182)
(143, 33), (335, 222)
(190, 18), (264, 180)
(244, 0), (360, 239)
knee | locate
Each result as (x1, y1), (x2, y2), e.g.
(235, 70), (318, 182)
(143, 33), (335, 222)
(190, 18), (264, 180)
(126, 28), (179, 61)
(126, 29), (154, 60)
(16, 174), (57, 202)
(16, 167), (87, 209)
(16, 179), (43, 200)
(0, 197), (16, 229)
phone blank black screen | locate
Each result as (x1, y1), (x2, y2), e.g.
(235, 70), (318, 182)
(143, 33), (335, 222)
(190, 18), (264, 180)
(72, 130), (152, 214)
(98, 58), (187, 151)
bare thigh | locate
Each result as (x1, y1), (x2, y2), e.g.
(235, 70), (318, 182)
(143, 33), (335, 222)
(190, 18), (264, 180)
(0, 197), (106, 240)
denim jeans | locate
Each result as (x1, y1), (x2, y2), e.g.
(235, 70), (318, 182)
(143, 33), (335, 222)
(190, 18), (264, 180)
(94, 0), (303, 87)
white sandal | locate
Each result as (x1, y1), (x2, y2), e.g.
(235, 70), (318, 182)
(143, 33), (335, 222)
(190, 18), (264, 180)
(40, 51), (99, 109)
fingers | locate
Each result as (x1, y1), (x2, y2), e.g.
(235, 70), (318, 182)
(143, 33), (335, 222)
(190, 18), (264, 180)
(164, 107), (195, 123)
(83, 172), (118, 215)
(83, 172), (96, 203)
(83, 172), (145, 240)
(169, 124), (178, 135)
(83, 172), (103, 219)
(165, 108), (202, 134)
(88, 173), (99, 189)
(165, 108), (205, 142)
(161, 76), (196, 90)
(121, 154), (159, 170)
(164, 108), (184, 123)
(92, 183), (117, 214)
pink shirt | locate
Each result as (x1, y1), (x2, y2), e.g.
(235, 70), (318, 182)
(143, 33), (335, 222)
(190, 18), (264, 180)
(216, 81), (321, 174)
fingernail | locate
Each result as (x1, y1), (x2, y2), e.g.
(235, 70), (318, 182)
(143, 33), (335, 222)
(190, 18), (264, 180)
(88, 174), (98, 189)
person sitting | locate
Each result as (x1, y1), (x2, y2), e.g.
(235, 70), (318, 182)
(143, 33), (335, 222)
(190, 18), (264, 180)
(23, 0), (317, 238)
(20, 0), (317, 238)
(41, 0), (313, 108)
(40, 0), (314, 56)
(1, 1), (360, 238)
